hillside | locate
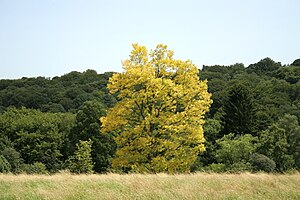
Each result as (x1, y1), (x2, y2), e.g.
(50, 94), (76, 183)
(0, 70), (116, 113)
(0, 57), (300, 174)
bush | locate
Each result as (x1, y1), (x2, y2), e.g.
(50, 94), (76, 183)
(1, 147), (23, 173)
(227, 162), (252, 173)
(206, 163), (226, 173)
(21, 162), (48, 174)
(250, 153), (276, 172)
(216, 134), (257, 166)
(0, 155), (11, 173)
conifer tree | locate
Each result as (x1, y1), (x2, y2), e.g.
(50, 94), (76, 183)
(221, 84), (255, 136)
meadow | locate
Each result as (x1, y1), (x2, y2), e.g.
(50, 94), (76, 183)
(0, 172), (299, 200)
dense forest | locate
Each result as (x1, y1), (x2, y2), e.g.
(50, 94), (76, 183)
(0, 57), (300, 174)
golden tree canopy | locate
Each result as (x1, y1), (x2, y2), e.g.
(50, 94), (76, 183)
(101, 44), (212, 173)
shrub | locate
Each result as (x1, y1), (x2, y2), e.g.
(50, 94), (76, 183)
(227, 162), (252, 173)
(1, 147), (23, 173)
(0, 155), (11, 173)
(216, 134), (257, 165)
(207, 163), (226, 173)
(250, 153), (276, 172)
(21, 162), (48, 174)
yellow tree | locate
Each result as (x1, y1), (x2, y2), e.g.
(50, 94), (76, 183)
(101, 44), (212, 173)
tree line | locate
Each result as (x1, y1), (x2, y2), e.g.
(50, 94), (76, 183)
(0, 50), (299, 173)
(196, 57), (300, 172)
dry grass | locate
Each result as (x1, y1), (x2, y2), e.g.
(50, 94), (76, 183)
(0, 172), (299, 199)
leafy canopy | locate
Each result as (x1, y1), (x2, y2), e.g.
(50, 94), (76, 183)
(257, 124), (294, 172)
(101, 44), (212, 173)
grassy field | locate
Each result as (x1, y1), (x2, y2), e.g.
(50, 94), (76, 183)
(0, 172), (299, 200)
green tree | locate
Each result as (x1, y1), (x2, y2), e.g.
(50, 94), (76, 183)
(0, 107), (75, 172)
(0, 155), (11, 173)
(1, 147), (23, 173)
(275, 65), (300, 84)
(66, 140), (94, 174)
(253, 78), (295, 126)
(192, 118), (222, 170)
(276, 114), (300, 169)
(0, 70), (116, 113)
(257, 124), (294, 172)
(291, 58), (300, 66)
(68, 100), (116, 172)
(215, 134), (257, 171)
(101, 44), (212, 173)
(221, 84), (255, 136)
(247, 57), (281, 75)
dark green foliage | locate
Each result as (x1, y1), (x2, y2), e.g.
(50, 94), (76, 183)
(0, 135), (13, 152)
(0, 70), (116, 113)
(91, 133), (116, 172)
(1, 147), (23, 173)
(291, 58), (300, 66)
(253, 78), (298, 125)
(68, 100), (116, 172)
(276, 114), (300, 169)
(205, 163), (226, 173)
(0, 155), (11, 173)
(250, 153), (276, 172)
(41, 103), (66, 113)
(66, 140), (94, 174)
(247, 57), (281, 75)
(192, 119), (222, 170)
(257, 124), (294, 172)
(0, 107), (75, 172)
(199, 64), (245, 117)
(0, 56), (299, 173)
(275, 65), (300, 84)
(221, 84), (256, 136)
(216, 134), (257, 171)
(198, 59), (300, 172)
(21, 162), (48, 174)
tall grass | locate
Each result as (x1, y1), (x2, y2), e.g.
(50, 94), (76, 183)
(0, 172), (299, 199)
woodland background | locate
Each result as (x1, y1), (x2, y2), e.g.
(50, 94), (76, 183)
(0, 57), (300, 174)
